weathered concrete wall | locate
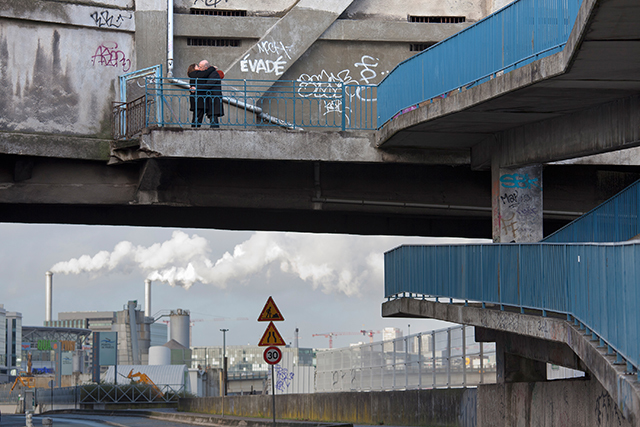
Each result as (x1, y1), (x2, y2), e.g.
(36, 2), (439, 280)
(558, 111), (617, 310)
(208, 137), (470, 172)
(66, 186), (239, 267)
(171, 0), (496, 83)
(0, 0), (135, 137)
(478, 377), (633, 427)
(179, 389), (477, 427)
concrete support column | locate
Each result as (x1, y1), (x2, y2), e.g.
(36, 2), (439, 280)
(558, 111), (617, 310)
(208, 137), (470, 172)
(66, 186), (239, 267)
(491, 160), (543, 242)
(496, 337), (547, 384)
(135, 0), (168, 72)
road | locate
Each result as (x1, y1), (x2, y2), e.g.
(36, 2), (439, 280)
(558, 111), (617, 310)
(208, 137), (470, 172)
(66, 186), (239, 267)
(1, 413), (203, 427)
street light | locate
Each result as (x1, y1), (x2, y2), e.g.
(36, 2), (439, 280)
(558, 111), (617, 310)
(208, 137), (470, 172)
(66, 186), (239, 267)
(220, 329), (229, 397)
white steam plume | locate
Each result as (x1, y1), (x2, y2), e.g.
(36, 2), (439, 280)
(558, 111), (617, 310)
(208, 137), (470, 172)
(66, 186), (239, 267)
(51, 230), (485, 295)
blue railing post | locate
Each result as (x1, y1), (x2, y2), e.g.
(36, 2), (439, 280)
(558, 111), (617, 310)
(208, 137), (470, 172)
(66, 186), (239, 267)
(341, 82), (346, 131)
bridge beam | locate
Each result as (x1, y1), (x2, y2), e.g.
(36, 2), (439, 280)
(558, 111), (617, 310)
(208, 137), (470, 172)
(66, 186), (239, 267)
(473, 95), (640, 170)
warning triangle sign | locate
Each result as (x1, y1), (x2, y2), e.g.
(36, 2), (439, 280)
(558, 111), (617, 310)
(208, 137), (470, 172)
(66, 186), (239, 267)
(257, 296), (284, 322)
(258, 322), (286, 346)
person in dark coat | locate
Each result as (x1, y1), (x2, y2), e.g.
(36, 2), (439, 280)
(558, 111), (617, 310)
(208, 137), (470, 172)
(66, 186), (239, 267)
(188, 60), (224, 128)
(187, 63), (198, 127)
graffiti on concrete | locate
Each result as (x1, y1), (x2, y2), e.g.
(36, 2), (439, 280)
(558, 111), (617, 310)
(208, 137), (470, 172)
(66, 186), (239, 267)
(256, 40), (294, 60)
(91, 42), (131, 72)
(296, 55), (381, 119)
(90, 10), (133, 28)
(240, 53), (287, 76)
(500, 173), (542, 190)
(240, 39), (295, 77)
(595, 391), (624, 426)
(193, 0), (228, 6)
(274, 365), (294, 392)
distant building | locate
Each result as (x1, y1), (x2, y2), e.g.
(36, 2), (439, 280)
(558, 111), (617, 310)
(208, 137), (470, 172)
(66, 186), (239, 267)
(46, 301), (168, 369)
(191, 346), (315, 395)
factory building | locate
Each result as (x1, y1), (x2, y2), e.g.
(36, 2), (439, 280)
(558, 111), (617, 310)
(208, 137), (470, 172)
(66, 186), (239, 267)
(0, 305), (23, 381)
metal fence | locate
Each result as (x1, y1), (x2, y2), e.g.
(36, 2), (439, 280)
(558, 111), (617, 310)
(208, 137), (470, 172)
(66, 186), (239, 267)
(112, 95), (151, 139)
(0, 383), (184, 406)
(543, 179), (640, 243)
(376, 0), (583, 125)
(384, 242), (640, 375)
(143, 78), (377, 132)
(316, 325), (496, 392)
(78, 382), (184, 404)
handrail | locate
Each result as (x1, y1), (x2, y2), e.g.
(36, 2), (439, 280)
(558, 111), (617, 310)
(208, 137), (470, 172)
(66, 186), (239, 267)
(144, 77), (377, 131)
(376, 0), (583, 126)
(384, 241), (640, 374)
(543, 180), (640, 243)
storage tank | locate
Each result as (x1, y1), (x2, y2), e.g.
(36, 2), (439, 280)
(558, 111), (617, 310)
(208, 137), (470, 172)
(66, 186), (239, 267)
(149, 346), (172, 365)
(169, 309), (190, 348)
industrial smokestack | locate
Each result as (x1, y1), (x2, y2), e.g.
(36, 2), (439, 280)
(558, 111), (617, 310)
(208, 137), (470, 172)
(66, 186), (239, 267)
(45, 271), (53, 323)
(145, 279), (151, 317)
(294, 327), (299, 348)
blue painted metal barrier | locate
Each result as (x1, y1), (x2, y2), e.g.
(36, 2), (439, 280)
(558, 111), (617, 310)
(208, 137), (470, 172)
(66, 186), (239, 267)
(144, 77), (377, 131)
(376, 0), (583, 126)
(544, 180), (640, 243)
(384, 242), (640, 373)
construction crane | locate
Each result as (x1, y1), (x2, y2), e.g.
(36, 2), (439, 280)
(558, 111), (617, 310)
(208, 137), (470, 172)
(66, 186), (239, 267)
(360, 330), (381, 343)
(312, 331), (363, 349)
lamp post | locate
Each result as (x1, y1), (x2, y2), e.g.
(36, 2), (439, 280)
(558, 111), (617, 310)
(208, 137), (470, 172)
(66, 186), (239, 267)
(220, 329), (229, 397)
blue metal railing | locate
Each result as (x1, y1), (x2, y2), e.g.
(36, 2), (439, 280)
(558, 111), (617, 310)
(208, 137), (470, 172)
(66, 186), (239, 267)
(144, 77), (377, 131)
(376, 0), (583, 126)
(385, 242), (640, 373)
(544, 180), (640, 243)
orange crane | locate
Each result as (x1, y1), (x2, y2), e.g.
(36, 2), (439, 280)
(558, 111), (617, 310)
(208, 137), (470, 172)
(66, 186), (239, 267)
(312, 331), (363, 349)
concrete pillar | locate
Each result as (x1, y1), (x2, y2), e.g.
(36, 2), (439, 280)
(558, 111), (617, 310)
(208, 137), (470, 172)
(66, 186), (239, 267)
(135, 0), (168, 73)
(491, 161), (543, 242)
(496, 339), (547, 384)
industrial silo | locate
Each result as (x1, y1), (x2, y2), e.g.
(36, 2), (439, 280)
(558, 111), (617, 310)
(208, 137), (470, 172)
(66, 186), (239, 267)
(169, 309), (190, 348)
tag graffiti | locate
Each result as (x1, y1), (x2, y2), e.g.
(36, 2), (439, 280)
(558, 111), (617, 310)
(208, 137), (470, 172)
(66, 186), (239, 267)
(240, 53), (287, 76)
(91, 42), (131, 72)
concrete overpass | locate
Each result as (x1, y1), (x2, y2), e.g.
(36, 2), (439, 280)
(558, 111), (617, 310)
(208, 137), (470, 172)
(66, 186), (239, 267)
(1, 0), (640, 424)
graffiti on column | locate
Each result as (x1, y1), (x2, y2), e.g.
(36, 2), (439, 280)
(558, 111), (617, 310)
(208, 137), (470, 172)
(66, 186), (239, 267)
(498, 170), (542, 242)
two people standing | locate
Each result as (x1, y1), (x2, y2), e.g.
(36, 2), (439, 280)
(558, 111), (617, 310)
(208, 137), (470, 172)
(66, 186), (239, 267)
(188, 60), (224, 128)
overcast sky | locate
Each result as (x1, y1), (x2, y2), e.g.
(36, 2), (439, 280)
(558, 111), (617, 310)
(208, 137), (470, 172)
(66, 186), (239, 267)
(1, 223), (488, 349)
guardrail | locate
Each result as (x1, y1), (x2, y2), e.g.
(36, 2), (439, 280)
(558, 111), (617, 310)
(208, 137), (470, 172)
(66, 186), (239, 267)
(384, 242), (640, 375)
(112, 95), (151, 139)
(143, 77), (376, 133)
(543, 180), (640, 243)
(376, 0), (582, 126)
(316, 325), (496, 392)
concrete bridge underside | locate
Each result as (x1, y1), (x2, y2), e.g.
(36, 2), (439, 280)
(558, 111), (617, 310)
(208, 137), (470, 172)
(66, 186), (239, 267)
(377, 0), (640, 171)
(0, 133), (638, 236)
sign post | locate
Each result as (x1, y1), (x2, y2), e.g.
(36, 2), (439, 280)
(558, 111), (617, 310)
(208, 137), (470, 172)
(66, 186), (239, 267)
(258, 297), (285, 427)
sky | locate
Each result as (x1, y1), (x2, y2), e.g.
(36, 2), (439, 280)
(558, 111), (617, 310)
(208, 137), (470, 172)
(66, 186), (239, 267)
(1, 223), (488, 349)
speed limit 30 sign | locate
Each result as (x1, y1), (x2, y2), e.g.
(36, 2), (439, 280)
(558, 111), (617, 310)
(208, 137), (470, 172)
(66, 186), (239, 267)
(263, 346), (282, 365)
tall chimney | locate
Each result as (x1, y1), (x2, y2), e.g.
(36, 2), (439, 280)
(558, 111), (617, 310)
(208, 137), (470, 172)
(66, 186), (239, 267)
(145, 279), (152, 317)
(45, 271), (53, 323)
